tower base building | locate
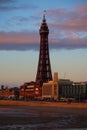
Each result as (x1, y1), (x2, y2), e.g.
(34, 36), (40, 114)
(42, 72), (59, 101)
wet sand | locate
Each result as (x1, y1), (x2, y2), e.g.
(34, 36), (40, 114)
(0, 100), (87, 108)
(0, 100), (87, 129)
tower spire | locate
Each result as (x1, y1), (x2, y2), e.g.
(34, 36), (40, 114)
(43, 10), (46, 22)
(35, 13), (52, 86)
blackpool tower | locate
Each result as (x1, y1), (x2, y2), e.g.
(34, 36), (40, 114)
(36, 14), (52, 86)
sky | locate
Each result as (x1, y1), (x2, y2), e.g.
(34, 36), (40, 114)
(0, 0), (87, 87)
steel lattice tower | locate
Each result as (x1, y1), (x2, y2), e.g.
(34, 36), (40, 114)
(36, 14), (52, 86)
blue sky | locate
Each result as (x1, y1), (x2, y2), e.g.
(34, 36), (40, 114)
(0, 0), (87, 87)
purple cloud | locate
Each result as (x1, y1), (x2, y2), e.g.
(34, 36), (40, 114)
(0, 0), (14, 3)
(0, 44), (39, 51)
(0, 6), (87, 51)
(0, 31), (87, 51)
(46, 6), (87, 33)
(0, 5), (38, 12)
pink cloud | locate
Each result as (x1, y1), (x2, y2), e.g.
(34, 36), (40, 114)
(0, 30), (87, 51)
(0, 6), (87, 50)
(47, 6), (87, 32)
(0, 31), (39, 44)
(77, 6), (87, 13)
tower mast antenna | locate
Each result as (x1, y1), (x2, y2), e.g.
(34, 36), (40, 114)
(43, 10), (46, 22)
(44, 10), (46, 15)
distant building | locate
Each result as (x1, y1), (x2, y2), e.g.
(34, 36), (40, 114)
(59, 80), (87, 101)
(71, 82), (87, 100)
(0, 87), (19, 99)
(59, 79), (73, 99)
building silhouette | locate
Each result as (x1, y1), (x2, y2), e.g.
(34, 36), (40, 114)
(36, 14), (52, 86)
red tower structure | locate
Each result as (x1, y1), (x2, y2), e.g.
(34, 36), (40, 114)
(36, 14), (52, 87)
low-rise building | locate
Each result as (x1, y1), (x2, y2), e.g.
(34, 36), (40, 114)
(59, 80), (87, 101)
(0, 87), (19, 99)
(20, 81), (35, 100)
(42, 72), (59, 101)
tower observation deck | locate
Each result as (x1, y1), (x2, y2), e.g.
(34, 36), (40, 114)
(36, 14), (52, 86)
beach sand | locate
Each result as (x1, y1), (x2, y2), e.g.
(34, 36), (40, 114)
(0, 100), (87, 130)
